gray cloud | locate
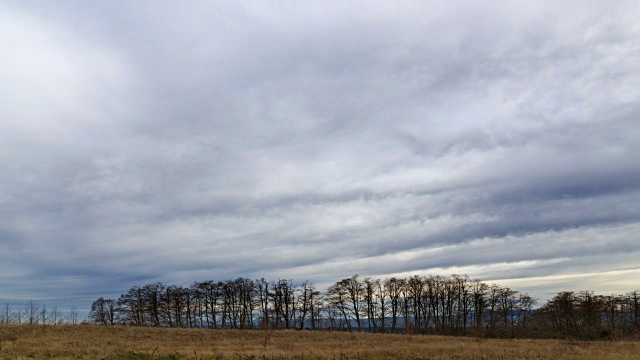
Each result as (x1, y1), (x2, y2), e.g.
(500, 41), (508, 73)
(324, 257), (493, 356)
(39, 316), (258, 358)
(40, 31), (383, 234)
(2, 1), (640, 307)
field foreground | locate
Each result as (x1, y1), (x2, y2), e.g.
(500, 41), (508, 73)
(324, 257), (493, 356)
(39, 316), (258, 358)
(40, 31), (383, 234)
(0, 325), (639, 360)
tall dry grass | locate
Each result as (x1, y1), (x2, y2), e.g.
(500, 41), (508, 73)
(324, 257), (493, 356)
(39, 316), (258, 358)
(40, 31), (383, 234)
(0, 324), (639, 359)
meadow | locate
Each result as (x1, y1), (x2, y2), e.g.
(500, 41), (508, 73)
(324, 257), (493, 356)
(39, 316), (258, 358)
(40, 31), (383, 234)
(0, 325), (639, 360)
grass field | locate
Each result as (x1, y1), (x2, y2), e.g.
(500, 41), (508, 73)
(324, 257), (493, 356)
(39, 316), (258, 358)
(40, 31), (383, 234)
(0, 325), (639, 360)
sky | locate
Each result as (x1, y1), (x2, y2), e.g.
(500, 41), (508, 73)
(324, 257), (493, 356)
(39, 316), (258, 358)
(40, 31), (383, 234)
(2, 1), (640, 310)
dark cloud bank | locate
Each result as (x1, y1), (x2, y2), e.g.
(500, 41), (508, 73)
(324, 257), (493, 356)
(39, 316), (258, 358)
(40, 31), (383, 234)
(2, 1), (640, 308)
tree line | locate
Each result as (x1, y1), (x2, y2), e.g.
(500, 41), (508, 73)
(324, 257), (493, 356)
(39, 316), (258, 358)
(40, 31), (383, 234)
(86, 274), (640, 340)
(0, 300), (83, 325)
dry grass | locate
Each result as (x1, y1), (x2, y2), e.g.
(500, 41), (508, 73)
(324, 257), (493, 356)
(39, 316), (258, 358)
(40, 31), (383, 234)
(0, 325), (639, 360)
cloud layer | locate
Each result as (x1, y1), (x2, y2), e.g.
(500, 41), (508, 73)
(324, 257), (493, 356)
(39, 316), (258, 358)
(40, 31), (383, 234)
(2, 1), (640, 307)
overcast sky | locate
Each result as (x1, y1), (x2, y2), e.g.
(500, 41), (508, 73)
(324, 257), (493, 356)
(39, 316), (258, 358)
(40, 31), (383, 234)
(2, 1), (640, 309)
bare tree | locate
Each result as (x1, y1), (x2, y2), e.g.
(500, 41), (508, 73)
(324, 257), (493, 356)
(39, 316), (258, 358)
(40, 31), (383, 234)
(296, 281), (317, 330)
(343, 275), (364, 331)
(1, 303), (12, 324)
(270, 279), (296, 329)
(68, 306), (81, 325)
(49, 305), (64, 325)
(470, 280), (487, 336)
(40, 305), (48, 326)
(326, 280), (352, 331)
(90, 297), (116, 325)
(626, 291), (640, 333)
(375, 279), (388, 332)
(497, 286), (518, 337)
(511, 294), (536, 337)
(486, 284), (502, 336)
(384, 277), (404, 333)
(256, 278), (270, 329)
(363, 277), (380, 332)
(25, 299), (40, 325)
